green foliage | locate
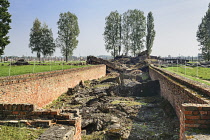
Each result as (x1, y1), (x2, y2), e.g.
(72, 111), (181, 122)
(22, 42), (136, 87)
(123, 9), (146, 56)
(40, 24), (56, 57)
(0, 0), (12, 56)
(29, 18), (42, 61)
(29, 19), (56, 61)
(197, 3), (210, 61)
(0, 125), (45, 140)
(104, 9), (148, 57)
(56, 12), (80, 62)
(104, 11), (122, 58)
(146, 12), (155, 58)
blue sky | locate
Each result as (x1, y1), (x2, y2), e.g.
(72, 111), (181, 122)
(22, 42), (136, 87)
(4, 0), (210, 57)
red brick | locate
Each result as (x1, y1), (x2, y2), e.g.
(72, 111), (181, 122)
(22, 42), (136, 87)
(8, 104), (13, 110)
(185, 116), (200, 120)
(50, 111), (58, 115)
(192, 111), (200, 115)
(42, 111), (50, 115)
(200, 111), (208, 115)
(197, 120), (207, 124)
(21, 104), (26, 111)
(25, 105), (29, 111)
(185, 120), (196, 124)
(200, 125), (209, 128)
(203, 107), (210, 111)
(20, 111), (26, 115)
(184, 111), (192, 115)
(12, 111), (19, 115)
(17, 105), (21, 111)
(185, 124), (200, 128)
(0, 65), (106, 109)
(34, 111), (42, 115)
(201, 116), (210, 120)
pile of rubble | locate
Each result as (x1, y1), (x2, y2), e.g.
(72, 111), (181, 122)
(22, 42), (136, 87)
(46, 55), (179, 139)
(11, 59), (30, 65)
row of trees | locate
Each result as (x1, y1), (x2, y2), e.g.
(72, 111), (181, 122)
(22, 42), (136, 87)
(103, 9), (155, 58)
(197, 3), (210, 61)
(29, 12), (80, 62)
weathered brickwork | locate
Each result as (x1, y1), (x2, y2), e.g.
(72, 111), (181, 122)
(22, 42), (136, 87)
(0, 65), (106, 108)
(182, 103), (210, 128)
(149, 65), (210, 140)
(0, 103), (81, 140)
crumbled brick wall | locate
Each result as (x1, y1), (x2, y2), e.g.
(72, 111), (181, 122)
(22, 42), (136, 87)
(149, 65), (210, 140)
(0, 65), (106, 108)
(0, 103), (81, 140)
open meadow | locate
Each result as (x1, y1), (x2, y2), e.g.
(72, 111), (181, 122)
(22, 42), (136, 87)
(0, 61), (88, 77)
(164, 65), (210, 85)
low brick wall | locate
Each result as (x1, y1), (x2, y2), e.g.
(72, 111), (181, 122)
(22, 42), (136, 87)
(0, 103), (81, 140)
(149, 65), (210, 140)
(0, 65), (106, 108)
(182, 103), (210, 129)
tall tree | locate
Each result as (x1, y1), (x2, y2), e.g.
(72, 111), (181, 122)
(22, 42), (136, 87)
(0, 0), (12, 56)
(104, 11), (121, 58)
(197, 3), (210, 61)
(29, 19), (56, 61)
(146, 12), (155, 58)
(41, 23), (56, 58)
(122, 11), (132, 56)
(122, 9), (146, 56)
(56, 12), (80, 62)
(29, 18), (42, 61)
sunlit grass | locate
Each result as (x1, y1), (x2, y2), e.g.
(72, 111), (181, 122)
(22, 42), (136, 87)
(111, 100), (145, 106)
(0, 61), (89, 77)
(0, 125), (46, 140)
(164, 66), (210, 86)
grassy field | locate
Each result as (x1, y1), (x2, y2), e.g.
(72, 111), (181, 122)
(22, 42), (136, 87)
(0, 125), (46, 140)
(0, 61), (88, 77)
(164, 66), (210, 85)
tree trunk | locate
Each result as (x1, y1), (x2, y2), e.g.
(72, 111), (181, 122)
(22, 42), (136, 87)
(118, 45), (121, 56)
(65, 47), (68, 62)
(114, 48), (115, 59)
(65, 55), (68, 62)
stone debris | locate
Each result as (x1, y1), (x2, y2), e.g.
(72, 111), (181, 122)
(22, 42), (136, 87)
(37, 125), (75, 140)
(46, 55), (180, 140)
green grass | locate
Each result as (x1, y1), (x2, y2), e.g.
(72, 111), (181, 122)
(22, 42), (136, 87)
(82, 131), (105, 140)
(0, 61), (89, 77)
(93, 84), (111, 88)
(164, 66), (210, 86)
(111, 100), (145, 106)
(0, 125), (46, 140)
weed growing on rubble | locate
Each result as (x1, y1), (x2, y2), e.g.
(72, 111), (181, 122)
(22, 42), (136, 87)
(111, 100), (146, 106)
